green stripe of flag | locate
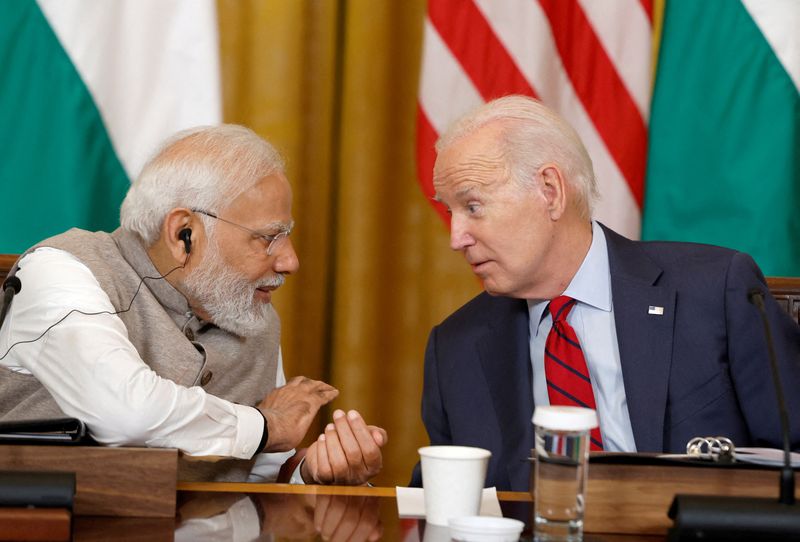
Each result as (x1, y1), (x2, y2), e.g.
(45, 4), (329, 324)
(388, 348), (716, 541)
(0, 1), (129, 253)
(643, 0), (800, 276)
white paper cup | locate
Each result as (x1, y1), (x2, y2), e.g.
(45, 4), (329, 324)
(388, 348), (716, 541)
(419, 445), (491, 526)
(422, 523), (452, 542)
(449, 516), (526, 542)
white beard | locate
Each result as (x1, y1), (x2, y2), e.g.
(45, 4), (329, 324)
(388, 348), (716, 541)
(181, 240), (284, 337)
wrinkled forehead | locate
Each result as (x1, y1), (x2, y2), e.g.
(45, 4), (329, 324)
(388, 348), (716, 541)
(433, 145), (509, 202)
(223, 173), (294, 223)
(433, 122), (509, 185)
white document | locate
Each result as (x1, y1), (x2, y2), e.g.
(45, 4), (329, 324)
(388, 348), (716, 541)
(736, 447), (800, 468)
(396, 486), (503, 519)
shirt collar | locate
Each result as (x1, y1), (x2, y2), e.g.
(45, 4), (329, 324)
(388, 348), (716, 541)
(527, 221), (611, 333)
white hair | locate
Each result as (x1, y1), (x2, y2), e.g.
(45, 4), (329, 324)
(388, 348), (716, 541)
(436, 95), (599, 218)
(120, 124), (285, 245)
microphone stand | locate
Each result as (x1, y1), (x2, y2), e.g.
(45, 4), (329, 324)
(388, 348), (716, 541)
(750, 290), (796, 506)
(667, 289), (798, 541)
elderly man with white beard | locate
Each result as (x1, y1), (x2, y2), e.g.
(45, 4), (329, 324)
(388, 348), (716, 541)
(0, 125), (386, 484)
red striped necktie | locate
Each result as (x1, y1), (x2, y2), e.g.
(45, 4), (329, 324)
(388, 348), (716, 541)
(544, 296), (604, 451)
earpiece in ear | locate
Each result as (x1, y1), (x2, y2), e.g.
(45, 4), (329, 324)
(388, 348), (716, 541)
(179, 228), (192, 254)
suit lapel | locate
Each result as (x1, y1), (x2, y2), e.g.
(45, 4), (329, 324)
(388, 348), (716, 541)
(476, 297), (533, 490)
(603, 226), (675, 452)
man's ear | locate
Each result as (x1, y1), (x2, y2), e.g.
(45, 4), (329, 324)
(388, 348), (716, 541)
(539, 164), (568, 220)
(162, 208), (195, 263)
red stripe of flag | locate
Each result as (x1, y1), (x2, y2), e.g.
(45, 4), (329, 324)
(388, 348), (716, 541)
(416, 105), (450, 224)
(427, 0), (538, 100)
(640, 0), (654, 23)
(538, 0), (648, 207)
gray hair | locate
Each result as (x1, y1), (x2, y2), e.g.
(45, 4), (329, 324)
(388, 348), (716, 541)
(436, 95), (598, 218)
(120, 124), (286, 245)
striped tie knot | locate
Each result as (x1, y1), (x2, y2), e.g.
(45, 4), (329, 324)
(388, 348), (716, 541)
(548, 295), (577, 323)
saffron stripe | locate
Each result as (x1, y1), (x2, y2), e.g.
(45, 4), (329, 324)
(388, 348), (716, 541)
(545, 348), (591, 383)
(428, 0), (536, 100)
(537, 0), (648, 207)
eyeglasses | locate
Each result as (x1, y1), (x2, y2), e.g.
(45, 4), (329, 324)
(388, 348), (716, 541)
(192, 209), (292, 256)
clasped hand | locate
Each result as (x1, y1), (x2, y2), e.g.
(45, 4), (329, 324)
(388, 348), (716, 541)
(302, 409), (388, 486)
(254, 376), (386, 485)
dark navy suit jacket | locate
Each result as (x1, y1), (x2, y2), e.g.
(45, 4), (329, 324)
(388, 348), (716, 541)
(410, 225), (800, 491)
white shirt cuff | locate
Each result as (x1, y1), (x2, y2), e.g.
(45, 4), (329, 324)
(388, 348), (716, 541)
(232, 405), (266, 459)
(289, 458), (307, 485)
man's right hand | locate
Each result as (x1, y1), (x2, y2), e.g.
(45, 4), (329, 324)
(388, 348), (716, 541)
(257, 376), (338, 452)
(301, 409), (387, 485)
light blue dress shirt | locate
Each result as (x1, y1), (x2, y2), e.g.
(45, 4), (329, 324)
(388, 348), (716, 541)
(528, 221), (638, 452)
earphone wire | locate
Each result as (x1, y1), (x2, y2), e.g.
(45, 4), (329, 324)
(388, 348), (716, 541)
(0, 260), (187, 361)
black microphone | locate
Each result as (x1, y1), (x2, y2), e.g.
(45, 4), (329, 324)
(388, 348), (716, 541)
(0, 275), (21, 331)
(667, 288), (798, 541)
(748, 288), (795, 505)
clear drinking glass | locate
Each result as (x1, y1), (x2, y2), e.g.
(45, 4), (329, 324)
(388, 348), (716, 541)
(531, 406), (598, 542)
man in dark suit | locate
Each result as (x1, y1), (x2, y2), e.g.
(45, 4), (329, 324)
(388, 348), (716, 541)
(411, 95), (800, 491)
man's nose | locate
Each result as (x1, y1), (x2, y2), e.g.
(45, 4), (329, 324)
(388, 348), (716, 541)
(449, 216), (475, 251)
(273, 238), (299, 274)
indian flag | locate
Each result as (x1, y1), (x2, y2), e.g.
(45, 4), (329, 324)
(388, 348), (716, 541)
(0, 0), (221, 253)
(644, 0), (800, 276)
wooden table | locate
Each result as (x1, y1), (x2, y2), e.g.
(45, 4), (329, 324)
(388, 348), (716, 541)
(4, 449), (795, 540)
(68, 483), (663, 541)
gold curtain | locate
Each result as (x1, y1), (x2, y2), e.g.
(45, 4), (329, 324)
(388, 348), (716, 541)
(218, 0), (480, 486)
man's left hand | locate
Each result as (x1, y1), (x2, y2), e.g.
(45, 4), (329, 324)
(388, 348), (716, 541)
(301, 409), (387, 485)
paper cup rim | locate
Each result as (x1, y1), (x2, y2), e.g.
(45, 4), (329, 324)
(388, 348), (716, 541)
(418, 445), (492, 460)
(532, 406), (598, 431)
(449, 515), (526, 534)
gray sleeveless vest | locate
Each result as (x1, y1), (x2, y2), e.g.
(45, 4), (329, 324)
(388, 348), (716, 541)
(0, 228), (281, 481)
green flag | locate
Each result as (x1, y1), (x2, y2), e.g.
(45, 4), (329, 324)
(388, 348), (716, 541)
(0, 2), (127, 253)
(644, 0), (800, 276)
(0, 1), (221, 254)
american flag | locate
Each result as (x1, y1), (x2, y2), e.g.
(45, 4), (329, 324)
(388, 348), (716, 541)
(417, 0), (653, 240)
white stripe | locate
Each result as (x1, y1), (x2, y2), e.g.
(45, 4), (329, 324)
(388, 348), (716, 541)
(578, 0), (652, 122)
(475, 0), (641, 239)
(742, 0), (800, 92)
(37, 0), (222, 181)
(418, 18), (484, 135)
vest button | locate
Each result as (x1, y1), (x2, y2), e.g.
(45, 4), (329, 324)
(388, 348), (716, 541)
(200, 371), (213, 386)
(185, 328), (195, 341)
